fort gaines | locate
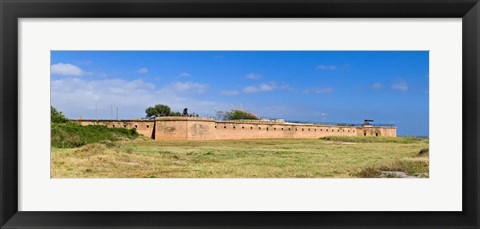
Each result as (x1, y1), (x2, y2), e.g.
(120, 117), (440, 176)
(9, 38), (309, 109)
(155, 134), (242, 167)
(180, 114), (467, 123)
(75, 117), (396, 140)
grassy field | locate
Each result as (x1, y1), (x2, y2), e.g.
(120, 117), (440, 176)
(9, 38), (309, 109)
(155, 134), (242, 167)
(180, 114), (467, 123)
(51, 136), (429, 178)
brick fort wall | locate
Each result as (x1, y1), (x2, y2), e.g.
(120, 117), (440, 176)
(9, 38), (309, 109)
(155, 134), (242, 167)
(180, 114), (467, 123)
(75, 117), (396, 140)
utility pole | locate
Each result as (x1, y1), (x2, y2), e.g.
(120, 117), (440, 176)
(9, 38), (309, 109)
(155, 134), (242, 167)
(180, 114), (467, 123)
(116, 106), (118, 120)
(95, 103), (98, 121)
(110, 105), (113, 120)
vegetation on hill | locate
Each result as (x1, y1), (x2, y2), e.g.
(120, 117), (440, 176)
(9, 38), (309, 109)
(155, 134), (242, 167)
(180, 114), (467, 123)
(217, 109), (260, 120)
(51, 106), (139, 148)
(51, 106), (69, 123)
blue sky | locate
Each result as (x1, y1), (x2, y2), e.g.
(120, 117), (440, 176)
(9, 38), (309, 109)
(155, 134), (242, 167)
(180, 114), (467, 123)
(51, 51), (429, 136)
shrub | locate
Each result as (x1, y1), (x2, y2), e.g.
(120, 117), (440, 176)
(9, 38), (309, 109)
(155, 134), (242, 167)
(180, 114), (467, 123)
(217, 109), (259, 120)
(51, 122), (139, 148)
(51, 106), (69, 124)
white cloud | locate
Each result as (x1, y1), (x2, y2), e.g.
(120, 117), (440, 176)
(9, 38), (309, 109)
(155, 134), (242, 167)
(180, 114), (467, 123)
(243, 82), (290, 94)
(136, 68), (148, 74)
(171, 81), (208, 94)
(179, 72), (192, 77)
(221, 90), (240, 96)
(371, 82), (384, 89)
(315, 65), (337, 70)
(392, 79), (409, 91)
(303, 87), (334, 94)
(244, 73), (262, 80)
(51, 78), (218, 120)
(51, 63), (84, 76)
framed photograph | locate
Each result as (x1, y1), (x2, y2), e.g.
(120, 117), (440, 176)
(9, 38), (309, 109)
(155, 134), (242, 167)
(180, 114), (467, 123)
(1, 0), (479, 228)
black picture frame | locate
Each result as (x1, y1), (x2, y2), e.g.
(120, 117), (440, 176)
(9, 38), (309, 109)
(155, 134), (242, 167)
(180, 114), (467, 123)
(1, 0), (479, 228)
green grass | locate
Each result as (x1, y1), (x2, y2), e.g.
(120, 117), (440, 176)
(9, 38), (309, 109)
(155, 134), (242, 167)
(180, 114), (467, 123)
(51, 137), (429, 178)
(51, 123), (139, 148)
(321, 136), (426, 144)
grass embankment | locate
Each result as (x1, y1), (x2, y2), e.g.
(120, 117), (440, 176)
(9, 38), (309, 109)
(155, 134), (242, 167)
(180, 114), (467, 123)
(51, 136), (429, 178)
(51, 122), (139, 148)
(322, 136), (429, 178)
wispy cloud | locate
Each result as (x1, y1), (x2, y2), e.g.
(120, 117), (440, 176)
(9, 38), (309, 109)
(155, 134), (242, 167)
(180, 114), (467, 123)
(243, 82), (290, 94)
(303, 87), (334, 94)
(315, 65), (337, 70)
(136, 68), (148, 74)
(51, 63), (85, 76)
(371, 82), (384, 89)
(244, 73), (262, 80)
(171, 81), (208, 94)
(51, 78), (217, 119)
(179, 72), (192, 77)
(392, 79), (409, 91)
(221, 90), (240, 96)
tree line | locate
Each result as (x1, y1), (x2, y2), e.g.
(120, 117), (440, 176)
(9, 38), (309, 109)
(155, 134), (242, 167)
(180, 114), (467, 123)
(146, 104), (259, 121)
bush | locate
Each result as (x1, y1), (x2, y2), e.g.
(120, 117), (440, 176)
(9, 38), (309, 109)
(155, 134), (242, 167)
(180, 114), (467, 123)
(51, 122), (139, 148)
(217, 109), (259, 120)
(51, 106), (69, 124)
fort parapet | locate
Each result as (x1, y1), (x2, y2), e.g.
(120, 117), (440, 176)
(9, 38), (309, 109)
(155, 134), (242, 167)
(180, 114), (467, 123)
(75, 117), (396, 140)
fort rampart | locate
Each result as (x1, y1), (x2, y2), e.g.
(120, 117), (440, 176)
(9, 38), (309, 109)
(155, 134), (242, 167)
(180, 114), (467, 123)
(75, 117), (396, 140)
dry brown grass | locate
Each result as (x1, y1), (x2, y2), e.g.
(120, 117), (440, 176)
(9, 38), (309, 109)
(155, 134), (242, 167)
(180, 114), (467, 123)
(51, 137), (429, 178)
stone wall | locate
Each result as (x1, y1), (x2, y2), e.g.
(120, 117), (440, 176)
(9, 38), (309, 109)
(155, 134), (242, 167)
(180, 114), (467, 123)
(75, 117), (396, 140)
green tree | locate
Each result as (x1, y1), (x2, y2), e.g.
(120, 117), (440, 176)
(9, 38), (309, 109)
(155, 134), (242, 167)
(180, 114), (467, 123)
(145, 104), (172, 118)
(217, 109), (259, 120)
(170, 111), (182, 116)
(51, 106), (69, 123)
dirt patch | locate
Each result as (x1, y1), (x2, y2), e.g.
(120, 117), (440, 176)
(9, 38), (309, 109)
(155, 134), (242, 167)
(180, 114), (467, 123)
(418, 148), (429, 157)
